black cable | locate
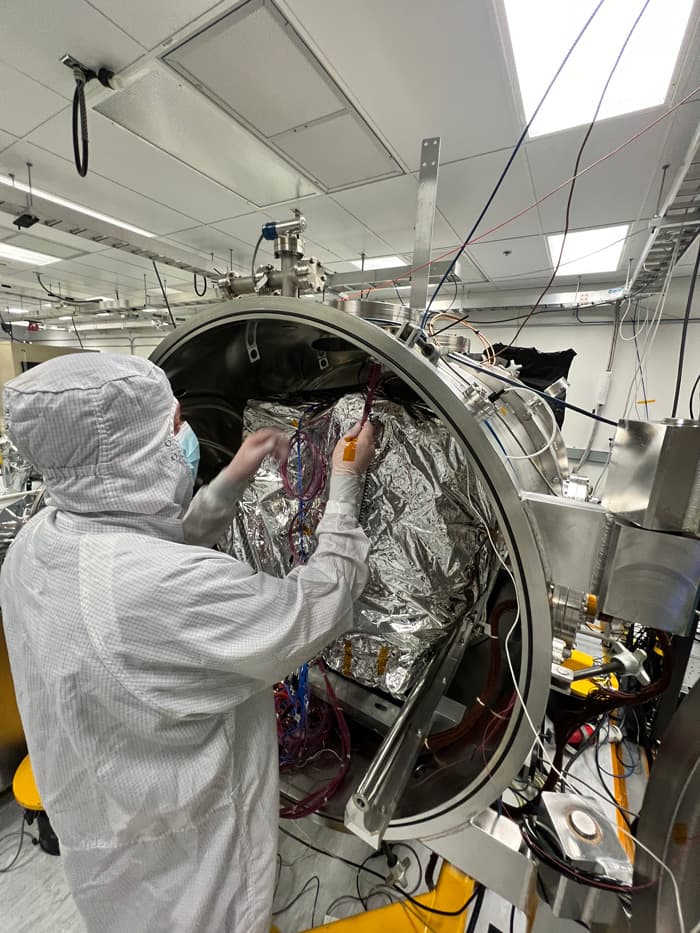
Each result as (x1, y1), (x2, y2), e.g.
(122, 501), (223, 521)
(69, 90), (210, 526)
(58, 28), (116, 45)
(424, 0), (607, 316)
(356, 852), (378, 909)
(272, 875), (320, 927)
(559, 720), (604, 791)
(443, 356), (618, 427)
(593, 732), (633, 830)
(71, 313), (84, 349)
(508, 0), (652, 347)
(395, 882), (482, 919)
(510, 903), (516, 933)
(0, 815), (26, 873)
(151, 261), (177, 328)
(193, 273), (207, 298)
(281, 827), (478, 920)
(671, 240), (700, 417)
(465, 884), (485, 930)
(278, 828), (385, 882)
(36, 274), (103, 304)
(72, 76), (89, 177)
(691, 372), (700, 419)
(632, 299), (649, 418)
(392, 281), (407, 307)
(251, 234), (264, 292)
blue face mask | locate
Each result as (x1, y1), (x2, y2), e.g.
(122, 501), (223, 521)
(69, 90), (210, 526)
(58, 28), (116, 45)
(176, 421), (200, 481)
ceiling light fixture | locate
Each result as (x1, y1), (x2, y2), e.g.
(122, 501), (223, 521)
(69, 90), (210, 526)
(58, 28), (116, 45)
(504, 0), (694, 137)
(350, 256), (408, 271)
(0, 174), (155, 239)
(0, 242), (61, 266)
(547, 224), (629, 275)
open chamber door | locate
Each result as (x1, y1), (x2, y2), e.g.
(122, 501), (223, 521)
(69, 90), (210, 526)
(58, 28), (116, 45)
(151, 296), (558, 847)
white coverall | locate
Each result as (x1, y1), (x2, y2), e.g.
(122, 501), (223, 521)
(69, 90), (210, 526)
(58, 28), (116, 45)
(0, 353), (369, 933)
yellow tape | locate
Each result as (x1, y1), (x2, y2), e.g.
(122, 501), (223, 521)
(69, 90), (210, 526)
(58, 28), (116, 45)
(342, 640), (353, 677)
(376, 646), (389, 677)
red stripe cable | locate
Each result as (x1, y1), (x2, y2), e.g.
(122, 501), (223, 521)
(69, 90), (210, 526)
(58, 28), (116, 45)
(339, 85), (700, 303)
(361, 362), (382, 426)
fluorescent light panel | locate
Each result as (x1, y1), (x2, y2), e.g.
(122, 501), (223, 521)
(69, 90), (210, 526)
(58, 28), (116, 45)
(350, 255), (407, 271)
(504, 0), (694, 137)
(0, 175), (155, 239)
(0, 242), (60, 266)
(548, 224), (629, 275)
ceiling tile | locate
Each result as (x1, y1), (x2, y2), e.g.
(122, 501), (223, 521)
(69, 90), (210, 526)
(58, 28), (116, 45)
(428, 246), (486, 285)
(676, 237), (699, 268)
(167, 1), (342, 138)
(288, 195), (392, 261)
(436, 149), (541, 242)
(0, 0), (144, 94)
(273, 112), (399, 189)
(212, 212), (274, 246)
(87, 0), (221, 50)
(0, 128), (17, 153)
(96, 66), (319, 208)
(28, 112), (253, 225)
(3, 232), (84, 260)
(0, 62), (66, 137)
(332, 176), (458, 251)
(275, 0), (522, 168)
(165, 226), (251, 273)
(468, 235), (552, 281)
(526, 110), (669, 233)
(1, 141), (197, 235)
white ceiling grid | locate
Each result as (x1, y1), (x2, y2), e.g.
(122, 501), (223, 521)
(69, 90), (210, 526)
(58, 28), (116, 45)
(0, 0), (697, 312)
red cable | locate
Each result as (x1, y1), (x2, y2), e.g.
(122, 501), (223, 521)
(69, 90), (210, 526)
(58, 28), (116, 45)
(340, 85), (700, 302)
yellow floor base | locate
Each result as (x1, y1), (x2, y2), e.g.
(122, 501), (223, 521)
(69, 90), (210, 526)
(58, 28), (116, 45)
(302, 862), (475, 932)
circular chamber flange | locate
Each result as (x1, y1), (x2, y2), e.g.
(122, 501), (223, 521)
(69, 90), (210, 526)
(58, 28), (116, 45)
(151, 296), (553, 842)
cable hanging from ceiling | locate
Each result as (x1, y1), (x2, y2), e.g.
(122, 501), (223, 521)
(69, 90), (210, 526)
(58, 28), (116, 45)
(505, 0), (653, 349)
(420, 0), (609, 327)
(340, 82), (700, 305)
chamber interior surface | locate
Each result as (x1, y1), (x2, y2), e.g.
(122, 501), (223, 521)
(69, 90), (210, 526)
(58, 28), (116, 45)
(161, 317), (522, 825)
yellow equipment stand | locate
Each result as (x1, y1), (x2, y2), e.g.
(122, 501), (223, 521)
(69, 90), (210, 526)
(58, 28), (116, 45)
(12, 754), (43, 812)
(12, 754), (60, 855)
(302, 862), (475, 932)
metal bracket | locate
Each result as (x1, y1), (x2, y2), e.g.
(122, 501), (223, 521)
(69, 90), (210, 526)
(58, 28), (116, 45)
(245, 321), (260, 363)
(409, 137), (441, 316)
(425, 810), (537, 913)
(316, 350), (329, 371)
(345, 616), (473, 847)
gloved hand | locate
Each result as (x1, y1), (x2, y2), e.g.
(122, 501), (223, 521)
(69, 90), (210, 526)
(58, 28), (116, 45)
(331, 421), (375, 476)
(326, 421), (375, 519)
(223, 428), (288, 484)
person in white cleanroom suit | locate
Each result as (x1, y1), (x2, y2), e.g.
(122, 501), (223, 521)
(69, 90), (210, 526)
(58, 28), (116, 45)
(0, 352), (374, 933)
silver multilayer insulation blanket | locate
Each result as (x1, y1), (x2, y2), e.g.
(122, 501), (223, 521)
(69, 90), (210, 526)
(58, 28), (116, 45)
(221, 395), (493, 697)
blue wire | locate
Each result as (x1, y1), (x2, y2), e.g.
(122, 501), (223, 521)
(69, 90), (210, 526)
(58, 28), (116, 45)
(421, 0), (607, 327)
(484, 419), (509, 457)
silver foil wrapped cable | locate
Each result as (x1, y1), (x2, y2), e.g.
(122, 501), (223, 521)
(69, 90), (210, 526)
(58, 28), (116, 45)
(222, 394), (494, 697)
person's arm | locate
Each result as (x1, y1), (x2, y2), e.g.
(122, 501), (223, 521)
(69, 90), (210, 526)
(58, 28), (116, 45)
(182, 428), (288, 547)
(105, 423), (375, 716)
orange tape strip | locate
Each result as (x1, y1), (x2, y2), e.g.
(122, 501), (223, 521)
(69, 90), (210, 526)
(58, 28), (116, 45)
(342, 437), (357, 462)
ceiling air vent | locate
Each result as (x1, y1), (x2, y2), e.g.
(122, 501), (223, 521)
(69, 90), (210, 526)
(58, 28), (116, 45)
(162, 0), (402, 191)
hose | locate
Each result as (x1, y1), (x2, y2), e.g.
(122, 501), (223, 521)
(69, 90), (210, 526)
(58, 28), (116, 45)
(72, 74), (89, 178)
